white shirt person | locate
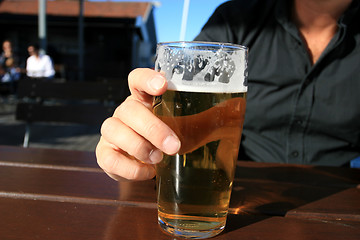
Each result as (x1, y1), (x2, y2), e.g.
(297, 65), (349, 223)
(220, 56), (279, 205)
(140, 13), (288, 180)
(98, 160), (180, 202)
(26, 44), (55, 79)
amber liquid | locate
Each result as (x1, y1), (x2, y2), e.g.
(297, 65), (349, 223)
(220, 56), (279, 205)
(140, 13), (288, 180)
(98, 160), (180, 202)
(153, 90), (246, 238)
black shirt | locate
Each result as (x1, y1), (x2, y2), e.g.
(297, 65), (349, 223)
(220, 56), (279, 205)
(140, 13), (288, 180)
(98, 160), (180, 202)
(195, 0), (360, 166)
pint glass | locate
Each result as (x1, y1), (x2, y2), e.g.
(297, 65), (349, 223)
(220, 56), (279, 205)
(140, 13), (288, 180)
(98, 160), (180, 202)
(153, 41), (248, 239)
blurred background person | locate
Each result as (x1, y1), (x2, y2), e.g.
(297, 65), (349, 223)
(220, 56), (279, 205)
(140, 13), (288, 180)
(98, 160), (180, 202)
(0, 40), (21, 93)
(26, 43), (55, 79)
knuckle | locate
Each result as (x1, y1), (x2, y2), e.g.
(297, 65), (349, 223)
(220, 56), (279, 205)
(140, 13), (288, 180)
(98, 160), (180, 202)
(129, 138), (151, 161)
(114, 100), (128, 116)
(126, 164), (146, 181)
(128, 68), (145, 90)
(114, 97), (137, 117)
(100, 117), (115, 137)
(127, 166), (141, 180)
(101, 154), (118, 174)
(143, 121), (160, 138)
(128, 69), (138, 84)
(95, 140), (107, 170)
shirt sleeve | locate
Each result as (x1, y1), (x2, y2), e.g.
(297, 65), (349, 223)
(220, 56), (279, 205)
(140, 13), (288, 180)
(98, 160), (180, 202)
(194, 1), (236, 43)
(194, 0), (278, 47)
(43, 55), (55, 78)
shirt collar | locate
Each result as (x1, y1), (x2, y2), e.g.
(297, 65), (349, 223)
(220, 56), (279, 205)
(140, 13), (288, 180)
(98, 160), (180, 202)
(275, 0), (360, 34)
(275, 0), (299, 41)
(338, 0), (360, 27)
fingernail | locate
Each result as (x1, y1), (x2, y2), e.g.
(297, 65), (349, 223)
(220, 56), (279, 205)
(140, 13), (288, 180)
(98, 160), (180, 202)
(149, 149), (163, 164)
(162, 135), (181, 154)
(149, 75), (166, 91)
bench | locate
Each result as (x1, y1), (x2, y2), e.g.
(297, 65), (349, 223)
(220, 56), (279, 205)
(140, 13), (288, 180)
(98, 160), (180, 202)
(15, 79), (129, 147)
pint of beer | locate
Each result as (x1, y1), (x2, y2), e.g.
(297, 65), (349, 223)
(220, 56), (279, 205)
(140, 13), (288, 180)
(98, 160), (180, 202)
(153, 41), (248, 239)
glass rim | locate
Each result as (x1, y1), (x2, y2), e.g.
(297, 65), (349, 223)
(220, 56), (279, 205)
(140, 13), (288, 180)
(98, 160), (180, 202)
(157, 41), (248, 51)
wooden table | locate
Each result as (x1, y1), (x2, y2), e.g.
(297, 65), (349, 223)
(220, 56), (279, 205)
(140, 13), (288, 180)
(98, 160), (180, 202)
(0, 145), (359, 239)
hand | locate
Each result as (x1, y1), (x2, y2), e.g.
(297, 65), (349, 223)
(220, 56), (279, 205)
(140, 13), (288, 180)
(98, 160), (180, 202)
(96, 68), (181, 181)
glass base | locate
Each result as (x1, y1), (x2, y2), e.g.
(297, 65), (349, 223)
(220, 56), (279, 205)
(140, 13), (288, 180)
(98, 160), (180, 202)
(158, 216), (225, 239)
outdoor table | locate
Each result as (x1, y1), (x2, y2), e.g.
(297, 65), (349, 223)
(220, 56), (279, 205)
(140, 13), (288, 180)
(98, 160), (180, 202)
(0, 145), (359, 239)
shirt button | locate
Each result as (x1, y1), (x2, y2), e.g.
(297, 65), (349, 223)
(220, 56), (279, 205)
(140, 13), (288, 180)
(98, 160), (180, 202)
(296, 119), (303, 125)
(291, 151), (299, 158)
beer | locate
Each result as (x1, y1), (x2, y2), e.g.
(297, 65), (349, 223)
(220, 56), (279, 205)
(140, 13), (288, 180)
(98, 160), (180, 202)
(154, 41), (248, 239)
(153, 90), (246, 238)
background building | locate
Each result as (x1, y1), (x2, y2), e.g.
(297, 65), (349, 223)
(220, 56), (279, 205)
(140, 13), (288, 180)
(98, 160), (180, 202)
(0, 0), (158, 82)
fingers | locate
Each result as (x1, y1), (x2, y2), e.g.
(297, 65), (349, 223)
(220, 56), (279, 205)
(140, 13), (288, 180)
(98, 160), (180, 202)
(96, 68), (181, 181)
(96, 138), (156, 181)
(104, 98), (180, 160)
(128, 68), (167, 107)
(101, 115), (163, 164)
(98, 99), (180, 180)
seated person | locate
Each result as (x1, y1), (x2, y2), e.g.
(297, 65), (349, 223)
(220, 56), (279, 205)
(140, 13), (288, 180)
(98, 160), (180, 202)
(26, 43), (55, 79)
(0, 40), (21, 83)
(96, 0), (360, 181)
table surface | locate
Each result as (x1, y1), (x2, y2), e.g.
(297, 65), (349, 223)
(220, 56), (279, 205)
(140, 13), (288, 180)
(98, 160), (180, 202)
(0, 145), (359, 240)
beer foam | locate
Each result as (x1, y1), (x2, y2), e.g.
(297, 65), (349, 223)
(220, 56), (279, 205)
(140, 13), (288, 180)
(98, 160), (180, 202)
(155, 42), (248, 93)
